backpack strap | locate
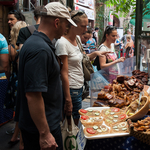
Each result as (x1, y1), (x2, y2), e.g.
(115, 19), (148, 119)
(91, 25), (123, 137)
(27, 25), (36, 34)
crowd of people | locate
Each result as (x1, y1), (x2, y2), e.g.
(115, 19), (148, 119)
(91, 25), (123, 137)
(0, 1), (138, 150)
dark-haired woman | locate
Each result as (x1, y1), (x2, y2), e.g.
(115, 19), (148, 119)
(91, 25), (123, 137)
(8, 10), (25, 29)
(94, 26), (125, 70)
(93, 26), (125, 82)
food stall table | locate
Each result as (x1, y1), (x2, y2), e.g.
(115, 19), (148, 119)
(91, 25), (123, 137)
(84, 136), (150, 150)
(0, 79), (13, 125)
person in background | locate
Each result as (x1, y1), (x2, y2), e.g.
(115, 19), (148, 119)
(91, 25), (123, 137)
(86, 34), (96, 52)
(80, 26), (92, 46)
(55, 10), (111, 126)
(80, 26), (93, 54)
(16, 2), (75, 150)
(33, 5), (44, 24)
(121, 29), (134, 45)
(93, 27), (99, 46)
(8, 10), (25, 29)
(123, 35), (134, 74)
(114, 34), (121, 58)
(121, 29), (134, 56)
(0, 34), (9, 79)
(16, 5), (44, 50)
(93, 25), (125, 82)
(7, 21), (27, 149)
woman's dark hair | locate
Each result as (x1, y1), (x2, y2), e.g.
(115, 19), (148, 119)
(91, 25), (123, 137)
(8, 10), (25, 21)
(100, 26), (117, 44)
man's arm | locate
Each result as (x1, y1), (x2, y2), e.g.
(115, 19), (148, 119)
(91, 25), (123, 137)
(26, 92), (58, 149)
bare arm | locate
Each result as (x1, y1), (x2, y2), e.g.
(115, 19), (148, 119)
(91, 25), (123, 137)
(59, 55), (72, 116)
(0, 54), (10, 80)
(26, 92), (58, 149)
(19, 44), (23, 51)
(99, 55), (125, 69)
(87, 51), (113, 61)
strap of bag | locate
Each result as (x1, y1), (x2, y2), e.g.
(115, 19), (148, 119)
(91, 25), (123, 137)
(27, 25), (36, 34)
(76, 36), (84, 53)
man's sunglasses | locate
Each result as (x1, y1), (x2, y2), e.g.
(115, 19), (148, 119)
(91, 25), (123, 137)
(71, 10), (85, 19)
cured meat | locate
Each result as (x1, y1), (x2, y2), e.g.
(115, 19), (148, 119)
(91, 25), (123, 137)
(98, 91), (113, 100)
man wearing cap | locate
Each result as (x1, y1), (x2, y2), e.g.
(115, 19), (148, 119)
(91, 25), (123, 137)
(16, 2), (77, 150)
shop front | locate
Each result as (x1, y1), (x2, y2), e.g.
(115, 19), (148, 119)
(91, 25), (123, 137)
(74, 0), (95, 28)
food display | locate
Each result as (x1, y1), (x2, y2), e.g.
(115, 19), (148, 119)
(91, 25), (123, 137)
(83, 124), (110, 137)
(78, 109), (101, 117)
(111, 122), (129, 133)
(127, 117), (150, 145)
(129, 117), (150, 132)
(80, 116), (103, 126)
(132, 70), (148, 85)
(79, 107), (130, 139)
(126, 96), (147, 117)
(93, 74), (147, 108)
(126, 96), (149, 121)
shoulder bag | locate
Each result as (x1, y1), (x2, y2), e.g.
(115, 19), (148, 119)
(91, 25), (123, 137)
(76, 37), (94, 81)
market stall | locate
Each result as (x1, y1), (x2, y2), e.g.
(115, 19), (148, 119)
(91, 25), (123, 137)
(77, 57), (150, 150)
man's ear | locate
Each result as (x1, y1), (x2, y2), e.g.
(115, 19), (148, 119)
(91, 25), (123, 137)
(54, 18), (60, 29)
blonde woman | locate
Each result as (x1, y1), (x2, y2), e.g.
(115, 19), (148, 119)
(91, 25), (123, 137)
(55, 10), (110, 125)
(123, 35), (134, 74)
(7, 21), (27, 149)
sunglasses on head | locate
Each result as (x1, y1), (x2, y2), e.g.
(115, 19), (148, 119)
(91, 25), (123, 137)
(106, 26), (117, 31)
(71, 10), (85, 19)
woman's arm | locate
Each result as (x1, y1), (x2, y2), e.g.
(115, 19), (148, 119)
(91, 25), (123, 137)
(99, 55), (125, 69)
(87, 51), (112, 61)
(59, 55), (73, 116)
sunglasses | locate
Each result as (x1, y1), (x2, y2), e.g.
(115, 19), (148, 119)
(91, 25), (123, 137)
(106, 26), (117, 31)
(9, 10), (19, 14)
(71, 10), (85, 19)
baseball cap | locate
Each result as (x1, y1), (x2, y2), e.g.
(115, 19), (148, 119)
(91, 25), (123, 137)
(41, 2), (77, 27)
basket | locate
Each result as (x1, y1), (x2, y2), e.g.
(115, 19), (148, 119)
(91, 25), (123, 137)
(127, 119), (150, 145)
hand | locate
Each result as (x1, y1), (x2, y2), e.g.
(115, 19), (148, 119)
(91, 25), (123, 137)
(117, 57), (125, 63)
(64, 100), (73, 116)
(40, 132), (58, 150)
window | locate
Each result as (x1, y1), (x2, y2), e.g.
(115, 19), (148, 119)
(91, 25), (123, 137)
(23, 0), (39, 11)
(22, 0), (61, 11)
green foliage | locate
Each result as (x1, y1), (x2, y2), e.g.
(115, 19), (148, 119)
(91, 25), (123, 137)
(105, 0), (136, 18)
(95, 0), (106, 45)
(105, 0), (150, 19)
